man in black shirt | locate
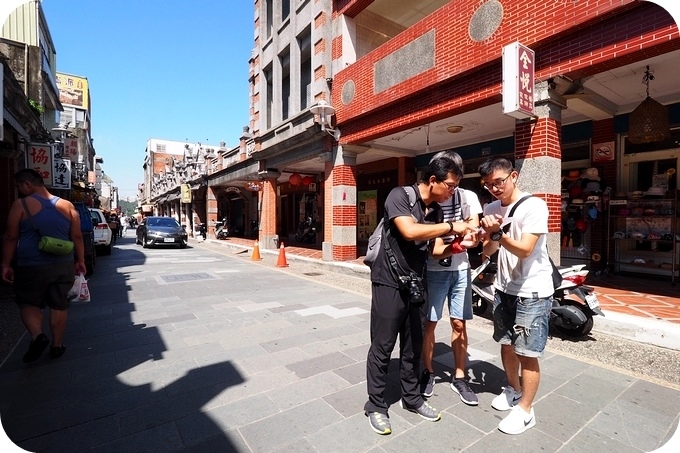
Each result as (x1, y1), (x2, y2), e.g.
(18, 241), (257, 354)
(365, 156), (473, 435)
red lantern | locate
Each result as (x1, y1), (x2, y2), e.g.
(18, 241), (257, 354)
(302, 176), (313, 186)
(289, 173), (302, 186)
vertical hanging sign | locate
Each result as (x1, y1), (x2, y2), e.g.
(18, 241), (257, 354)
(28, 144), (53, 185)
(502, 42), (535, 119)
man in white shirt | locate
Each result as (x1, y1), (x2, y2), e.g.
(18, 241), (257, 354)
(480, 157), (553, 435)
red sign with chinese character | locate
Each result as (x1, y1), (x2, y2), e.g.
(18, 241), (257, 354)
(64, 138), (78, 161)
(28, 144), (53, 185)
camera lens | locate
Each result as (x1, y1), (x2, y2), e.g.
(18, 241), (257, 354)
(439, 257), (451, 267)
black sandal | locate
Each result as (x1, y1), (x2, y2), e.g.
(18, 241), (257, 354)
(49, 345), (66, 359)
(23, 334), (49, 363)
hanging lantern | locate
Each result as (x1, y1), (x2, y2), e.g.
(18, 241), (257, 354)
(302, 175), (314, 186)
(628, 66), (671, 144)
(289, 172), (302, 186)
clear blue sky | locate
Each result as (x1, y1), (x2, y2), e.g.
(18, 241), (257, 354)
(41, 0), (253, 200)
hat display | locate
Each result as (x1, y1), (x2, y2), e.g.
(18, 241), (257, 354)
(630, 191), (644, 198)
(571, 198), (584, 205)
(645, 186), (666, 197)
(564, 170), (581, 181)
(583, 180), (602, 193)
(585, 195), (600, 203)
(583, 167), (600, 181)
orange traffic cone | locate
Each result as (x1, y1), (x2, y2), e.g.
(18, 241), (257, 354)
(251, 241), (262, 261)
(276, 242), (289, 267)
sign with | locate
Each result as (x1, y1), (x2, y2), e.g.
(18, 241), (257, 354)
(592, 141), (614, 163)
(52, 157), (72, 189)
(56, 73), (89, 110)
(180, 184), (192, 203)
(28, 144), (53, 185)
(63, 137), (78, 161)
(502, 42), (535, 119)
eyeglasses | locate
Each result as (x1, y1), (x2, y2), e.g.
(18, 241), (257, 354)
(483, 173), (512, 191)
(440, 180), (459, 192)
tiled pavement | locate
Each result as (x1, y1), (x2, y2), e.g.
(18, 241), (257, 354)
(1, 236), (679, 452)
(219, 236), (680, 324)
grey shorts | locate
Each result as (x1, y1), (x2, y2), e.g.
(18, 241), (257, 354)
(492, 291), (551, 358)
(14, 264), (74, 311)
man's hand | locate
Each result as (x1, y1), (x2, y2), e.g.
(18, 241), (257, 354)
(480, 214), (503, 234)
(1, 265), (14, 283)
(74, 261), (86, 276)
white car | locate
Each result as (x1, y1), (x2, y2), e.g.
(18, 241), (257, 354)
(89, 208), (113, 255)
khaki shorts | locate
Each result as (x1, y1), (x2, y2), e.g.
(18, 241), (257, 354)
(14, 264), (74, 311)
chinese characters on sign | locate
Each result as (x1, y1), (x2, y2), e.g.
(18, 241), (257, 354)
(502, 42), (535, 119)
(63, 137), (78, 161)
(28, 144), (53, 185)
(52, 158), (72, 189)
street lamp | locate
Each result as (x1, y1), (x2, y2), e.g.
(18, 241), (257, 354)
(309, 100), (341, 140)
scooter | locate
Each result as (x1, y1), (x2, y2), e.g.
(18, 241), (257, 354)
(470, 257), (604, 337)
(215, 218), (229, 240)
(295, 217), (316, 243)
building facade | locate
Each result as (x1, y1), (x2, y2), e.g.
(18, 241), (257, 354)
(143, 1), (680, 279)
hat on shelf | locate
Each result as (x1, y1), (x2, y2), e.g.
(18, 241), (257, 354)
(630, 191), (644, 198)
(563, 170), (581, 181)
(645, 186), (666, 197)
(571, 198), (584, 205)
(585, 195), (600, 203)
(583, 180), (602, 193)
(583, 167), (600, 181)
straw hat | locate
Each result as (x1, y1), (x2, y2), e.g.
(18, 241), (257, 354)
(583, 167), (600, 181)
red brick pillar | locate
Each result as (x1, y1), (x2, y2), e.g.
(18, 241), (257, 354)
(323, 146), (357, 261)
(207, 186), (218, 238)
(514, 80), (564, 264)
(260, 176), (279, 250)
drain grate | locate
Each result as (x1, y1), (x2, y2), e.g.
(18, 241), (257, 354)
(157, 272), (218, 284)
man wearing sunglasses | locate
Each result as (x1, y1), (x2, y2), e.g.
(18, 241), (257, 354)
(479, 157), (553, 435)
(364, 155), (474, 435)
(420, 151), (482, 407)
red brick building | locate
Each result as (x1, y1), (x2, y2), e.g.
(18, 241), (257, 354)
(236, 1), (680, 277)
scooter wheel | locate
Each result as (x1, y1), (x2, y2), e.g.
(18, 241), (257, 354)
(472, 294), (488, 316)
(554, 303), (594, 337)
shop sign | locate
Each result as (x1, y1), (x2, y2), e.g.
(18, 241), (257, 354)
(244, 181), (262, 191)
(52, 157), (71, 190)
(502, 41), (535, 119)
(180, 184), (192, 203)
(592, 141), (615, 163)
(142, 204), (154, 212)
(63, 137), (79, 162)
(28, 144), (53, 185)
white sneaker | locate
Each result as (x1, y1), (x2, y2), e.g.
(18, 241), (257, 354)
(498, 405), (535, 435)
(491, 386), (522, 411)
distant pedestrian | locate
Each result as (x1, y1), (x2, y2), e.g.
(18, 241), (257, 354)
(1, 169), (86, 362)
(480, 157), (552, 435)
(120, 216), (129, 237)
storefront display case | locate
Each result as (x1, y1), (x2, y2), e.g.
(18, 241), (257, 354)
(607, 190), (679, 283)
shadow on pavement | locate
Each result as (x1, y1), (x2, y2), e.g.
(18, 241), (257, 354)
(0, 237), (245, 452)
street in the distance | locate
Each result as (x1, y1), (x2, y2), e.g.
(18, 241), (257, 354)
(0, 236), (679, 452)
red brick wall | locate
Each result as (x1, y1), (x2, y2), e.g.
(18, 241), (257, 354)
(333, 1), (677, 144)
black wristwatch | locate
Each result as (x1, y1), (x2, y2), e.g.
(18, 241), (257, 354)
(490, 230), (503, 241)
(447, 221), (454, 234)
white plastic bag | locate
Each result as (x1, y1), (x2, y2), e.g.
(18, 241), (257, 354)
(69, 273), (90, 302)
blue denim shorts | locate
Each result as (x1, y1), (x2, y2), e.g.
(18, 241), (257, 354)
(492, 291), (552, 358)
(426, 268), (472, 322)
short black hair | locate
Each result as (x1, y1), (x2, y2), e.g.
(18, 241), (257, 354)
(478, 157), (515, 178)
(15, 169), (45, 186)
(422, 152), (464, 182)
(430, 150), (464, 175)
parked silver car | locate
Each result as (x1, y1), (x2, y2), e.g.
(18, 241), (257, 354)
(136, 216), (188, 248)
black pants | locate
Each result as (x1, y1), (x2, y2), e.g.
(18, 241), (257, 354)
(364, 283), (427, 416)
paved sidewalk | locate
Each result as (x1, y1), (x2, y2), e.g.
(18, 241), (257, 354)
(211, 237), (680, 350)
(0, 238), (678, 452)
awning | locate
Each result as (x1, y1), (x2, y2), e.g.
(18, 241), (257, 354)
(2, 108), (30, 142)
